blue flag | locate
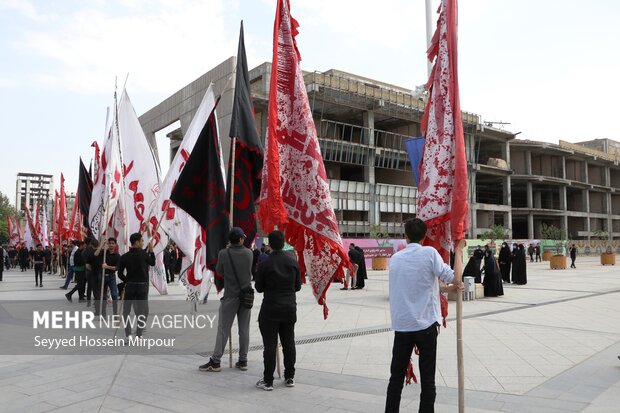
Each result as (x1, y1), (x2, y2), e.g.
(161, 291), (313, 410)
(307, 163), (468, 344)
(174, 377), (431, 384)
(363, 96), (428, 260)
(404, 137), (425, 185)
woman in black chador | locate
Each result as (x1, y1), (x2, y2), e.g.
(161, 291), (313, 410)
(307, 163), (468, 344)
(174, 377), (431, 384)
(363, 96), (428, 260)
(511, 244), (528, 285)
(483, 246), (503, 297)
(498, 242), (512, 283)
(463, 246), (484, 283)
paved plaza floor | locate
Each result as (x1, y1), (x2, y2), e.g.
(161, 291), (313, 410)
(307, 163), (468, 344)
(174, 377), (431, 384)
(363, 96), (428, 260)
(0, 255), (619, 412)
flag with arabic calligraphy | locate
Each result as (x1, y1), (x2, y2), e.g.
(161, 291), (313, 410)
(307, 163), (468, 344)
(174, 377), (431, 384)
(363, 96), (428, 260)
(170, 96), (229, 291)
(227, 21), (263, 248)
(417, 0), (469, 263)
(116, 88), (168, 294)
(155, 84), (218, 301)
(78, 158), (93, 233)
(89, 110), (123, 241)
(258, 0), (350, 319)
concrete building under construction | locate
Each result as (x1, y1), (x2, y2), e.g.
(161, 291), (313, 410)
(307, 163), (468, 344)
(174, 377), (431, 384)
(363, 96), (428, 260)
(139, 58), (620, 241)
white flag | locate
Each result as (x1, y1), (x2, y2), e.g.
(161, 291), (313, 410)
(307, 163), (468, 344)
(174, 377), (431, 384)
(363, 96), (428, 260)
(89, 106), (123, 241)
(117, 89), (168, 295)
(153, 84), (217, 300)
(41, 203), (50, 248)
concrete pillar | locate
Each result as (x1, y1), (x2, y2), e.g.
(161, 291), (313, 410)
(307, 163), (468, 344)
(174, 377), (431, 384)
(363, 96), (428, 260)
(363, 111), (378, 227)
(505, 211), (513, 238)
(525, 151), (532, 175)
(527, 182), (533, 208)
(583, 161), (589, 184)
(560, 186), (567, 210)
(528, 213), (534, 239)
(585, 189), (591, 240)
(503, 175), (511, 205)
(604, 166), (611, 187)
(561, 156), (566, 179)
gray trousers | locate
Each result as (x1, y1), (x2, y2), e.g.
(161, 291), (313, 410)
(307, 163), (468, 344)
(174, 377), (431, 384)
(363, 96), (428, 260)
(211, 296), (251, 363)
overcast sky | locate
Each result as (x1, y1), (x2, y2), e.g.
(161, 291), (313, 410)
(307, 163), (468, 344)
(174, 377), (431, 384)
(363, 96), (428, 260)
(1, 0), (619, 205)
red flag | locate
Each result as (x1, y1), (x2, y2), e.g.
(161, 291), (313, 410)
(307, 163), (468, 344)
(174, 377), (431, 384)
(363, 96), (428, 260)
(52, 190), (59, 245)
(59, 173), (70, 238)
(25, 208), (40, 246)
(417, 0), (469, 263)
(68, 193), (81, 241)
(258, 0), (350, 318)
(6, 216), (15, 247)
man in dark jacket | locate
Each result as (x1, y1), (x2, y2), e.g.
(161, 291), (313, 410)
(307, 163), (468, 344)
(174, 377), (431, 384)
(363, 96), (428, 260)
(117, 232), (155, 338)
(199, 227), (253, 373)
(254, 231), (301, 391)
(65, 241), (86, 302)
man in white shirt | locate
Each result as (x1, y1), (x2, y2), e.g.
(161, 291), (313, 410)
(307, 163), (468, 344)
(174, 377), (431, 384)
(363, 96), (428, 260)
(385, 218), (464, 413)
(60, 241), (78, 289)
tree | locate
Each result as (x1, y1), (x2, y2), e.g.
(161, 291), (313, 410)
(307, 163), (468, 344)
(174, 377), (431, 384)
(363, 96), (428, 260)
(369, 224), (389, 246)
(0, 191), (20, 245)
(479, 224), (508, 241)
(540, 223), (566, 255)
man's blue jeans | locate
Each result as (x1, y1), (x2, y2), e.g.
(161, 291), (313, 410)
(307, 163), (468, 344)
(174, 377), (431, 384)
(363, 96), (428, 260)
(102, 274), (119, 317)
(61, 265), (74, 289)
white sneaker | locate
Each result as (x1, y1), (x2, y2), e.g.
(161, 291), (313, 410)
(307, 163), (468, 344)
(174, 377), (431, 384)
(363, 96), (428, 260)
(256, 379), (273, 391)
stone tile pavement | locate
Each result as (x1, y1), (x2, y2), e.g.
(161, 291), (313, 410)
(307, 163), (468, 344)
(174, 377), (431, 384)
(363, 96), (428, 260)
(0, 255), (618, 412)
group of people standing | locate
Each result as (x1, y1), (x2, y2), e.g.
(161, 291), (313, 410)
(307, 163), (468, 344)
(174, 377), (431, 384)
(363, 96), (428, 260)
(462, 242), (528, 298)
(199, 228), (302, 392)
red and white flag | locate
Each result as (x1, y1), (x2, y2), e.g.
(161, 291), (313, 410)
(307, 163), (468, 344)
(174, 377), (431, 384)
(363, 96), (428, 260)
(7, 215), (21, 247)
(52, 190), (59, 246)
(25, 207), (40, 248)
(68, 193), (82, 241)
(59, 174), (71, 240)
(258, 0), (350, 318)
(153, 84), (218, 301)
(40, 202), (50, 247)
(417, 0), (469, 263)
(116, 88), (168, 295)
(89, 108), (123, 241)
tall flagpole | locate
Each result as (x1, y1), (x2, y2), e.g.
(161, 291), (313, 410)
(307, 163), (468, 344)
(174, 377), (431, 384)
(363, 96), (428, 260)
(425, 0), (434, 76)
(228, 137), (237, 369)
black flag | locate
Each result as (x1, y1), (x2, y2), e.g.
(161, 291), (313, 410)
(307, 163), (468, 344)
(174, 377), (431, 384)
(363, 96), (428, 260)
(170, 105), (229, 276)
(228, 21), (264, 247)
(78, 158), (93, 231)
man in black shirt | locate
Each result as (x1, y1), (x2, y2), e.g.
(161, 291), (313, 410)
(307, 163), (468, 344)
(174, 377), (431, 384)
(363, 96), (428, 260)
(100, 237), (121, 318)
(83, 238), (102, 311)
(117, 232), (155, 338)
(254, 231), (301, 391)
(65, 241), (86, 302)
(33, 244), (46, 287)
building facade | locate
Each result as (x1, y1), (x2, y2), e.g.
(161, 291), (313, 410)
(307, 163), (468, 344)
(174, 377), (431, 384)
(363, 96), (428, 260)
(139, 59), (620, 241)
(15, 173), (54, 213)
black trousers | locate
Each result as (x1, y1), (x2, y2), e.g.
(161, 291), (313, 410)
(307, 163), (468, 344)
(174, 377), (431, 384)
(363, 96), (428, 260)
(571, 256), (576, 267)
(67, 271), (86, 299)
(34, 264), (43, 285)
(123, 282), (149, 337)
(385, 324), (438, 413)
(259, 317), (296, 385)
(86, 270), (100, 302)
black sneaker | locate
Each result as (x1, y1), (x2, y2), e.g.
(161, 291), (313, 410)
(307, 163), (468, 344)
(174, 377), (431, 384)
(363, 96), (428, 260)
(285, 378), (295, 387)
(256, 379), (273, 391)
(198, 359), (221, 372)
(235, 361), (248, 371)
(65, 293), (72, 302)
(40, 284), (43, 288)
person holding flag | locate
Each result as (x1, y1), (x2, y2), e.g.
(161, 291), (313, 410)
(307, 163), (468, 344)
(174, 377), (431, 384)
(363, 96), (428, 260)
(385, 219), (464, 412)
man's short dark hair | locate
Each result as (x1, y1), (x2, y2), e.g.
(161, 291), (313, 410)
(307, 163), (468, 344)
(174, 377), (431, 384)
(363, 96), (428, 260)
(36, 243), (42, 248)
(268, 231), (285, 251)
(404, 218), (427, 243)
(129, 233), (142, 246)
(108, 237), (117, 243)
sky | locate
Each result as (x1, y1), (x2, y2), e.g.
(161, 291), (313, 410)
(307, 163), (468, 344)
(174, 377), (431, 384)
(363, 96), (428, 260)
(1, 0), (619, 206)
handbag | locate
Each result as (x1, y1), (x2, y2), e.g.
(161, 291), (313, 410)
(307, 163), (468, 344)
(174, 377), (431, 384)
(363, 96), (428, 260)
(227, 249), (254, 309)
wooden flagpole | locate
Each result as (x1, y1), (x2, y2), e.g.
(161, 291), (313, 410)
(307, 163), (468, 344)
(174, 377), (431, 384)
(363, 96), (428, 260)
(98, 196), (112, 318)
(228, 137), (236, 369)
(454, 240), (466, 413)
